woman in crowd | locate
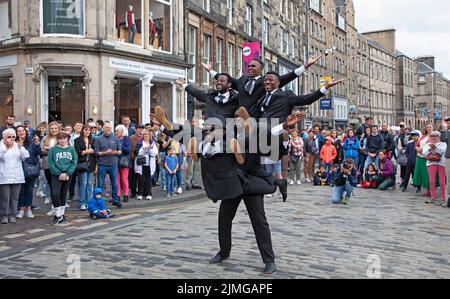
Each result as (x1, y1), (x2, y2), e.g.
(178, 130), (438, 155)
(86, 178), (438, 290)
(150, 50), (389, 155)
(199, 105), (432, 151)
(304, 130), (318, 183)
(413, 124), (434, 196)
(17, 126), (41, 219)
(372, 151), (396, 190)
(0, 129), (30, 224)
(135, 129), (158, 200)
(41, 121), (61, 214)
(289, 129), (304, 185)
(423, 131), (448, 206)
(115, 125), (132, 202)
(331, 130), (344, 165)
(48, 132), (78, 225)
(74, 125), (96, 211)
(343, 129), (360, 168)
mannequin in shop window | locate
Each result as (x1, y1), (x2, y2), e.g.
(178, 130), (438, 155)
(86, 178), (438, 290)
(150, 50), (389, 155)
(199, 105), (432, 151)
(149, 12), (158, 48)
(126, 5), (137, 44)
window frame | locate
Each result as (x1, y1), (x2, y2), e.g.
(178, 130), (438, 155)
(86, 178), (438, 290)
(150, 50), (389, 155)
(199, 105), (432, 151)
(40, 0), (86, 38)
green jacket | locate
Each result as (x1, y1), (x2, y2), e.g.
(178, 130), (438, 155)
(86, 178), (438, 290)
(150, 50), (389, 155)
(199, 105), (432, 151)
(48, 146), (78, 176)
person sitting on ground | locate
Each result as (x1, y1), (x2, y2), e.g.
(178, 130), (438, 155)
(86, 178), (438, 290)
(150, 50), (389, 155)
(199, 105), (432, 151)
(332, 159), (357, 205)
(326, 164), (340, 187)
(88, 188), (115, 219)
(361, 164), (378, 189)
(314, 166), (329, 186)
(371, 151), (396, 191)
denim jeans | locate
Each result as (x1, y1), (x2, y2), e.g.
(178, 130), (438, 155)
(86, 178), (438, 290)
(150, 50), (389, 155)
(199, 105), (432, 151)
(175, 169), (183, 189)
(332, 182), (354, 204)
(166, 173), (176, 195)
(160, 165), (167, 189)
(128, 24), (136, 43)
(78, 171), (94, 208)
(364, 155), (380, 171)
(18, 178), (36, 208)
(98, 165), (119, 204)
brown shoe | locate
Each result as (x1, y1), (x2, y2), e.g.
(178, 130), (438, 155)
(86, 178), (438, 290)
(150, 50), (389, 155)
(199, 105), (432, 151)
(230, 138), (245, 165)
(188, 137), (199, 162)
(237, 107), (253, 134)
(154, 106), (173, 131)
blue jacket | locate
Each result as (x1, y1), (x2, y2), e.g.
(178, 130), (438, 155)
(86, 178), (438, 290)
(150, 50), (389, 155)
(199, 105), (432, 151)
(24, 140), (41, 165)
(405, 141), (417, 166)
(314, 134), (324, 151)
(334, 168), (358, 187)
(88, 188), (106, 214)
(343, 137), (360, 158)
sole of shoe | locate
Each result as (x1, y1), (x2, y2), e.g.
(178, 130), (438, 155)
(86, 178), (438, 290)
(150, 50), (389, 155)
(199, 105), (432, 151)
(230, 138), (244, 165)
(188, 137), (199, 162)
(154, 106), (173, 131)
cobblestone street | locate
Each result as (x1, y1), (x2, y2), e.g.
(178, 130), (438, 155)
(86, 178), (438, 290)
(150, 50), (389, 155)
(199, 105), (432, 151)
(1, 184), (450, 279)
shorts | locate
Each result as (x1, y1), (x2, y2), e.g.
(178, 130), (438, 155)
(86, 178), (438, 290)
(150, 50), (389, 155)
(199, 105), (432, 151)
(264, 160), (282, 175)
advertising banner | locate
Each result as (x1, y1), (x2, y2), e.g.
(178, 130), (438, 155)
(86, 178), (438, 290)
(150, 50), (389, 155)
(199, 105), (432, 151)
(320, 76), (333, 110)
(242, 42), (261, 76)
(42, 0), (84, 36)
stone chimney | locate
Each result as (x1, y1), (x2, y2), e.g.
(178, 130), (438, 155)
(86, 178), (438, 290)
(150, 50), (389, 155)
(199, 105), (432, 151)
(415, 56), (435, 70)
(362, 29), (396, 53)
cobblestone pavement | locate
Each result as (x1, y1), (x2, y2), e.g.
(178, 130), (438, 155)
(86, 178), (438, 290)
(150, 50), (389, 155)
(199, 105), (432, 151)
(1, 183), (450, 279)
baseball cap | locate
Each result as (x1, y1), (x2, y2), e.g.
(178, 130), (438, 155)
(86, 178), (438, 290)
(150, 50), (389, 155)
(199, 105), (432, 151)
(136, 124), (145, 129)
(409, 130), (421, 137)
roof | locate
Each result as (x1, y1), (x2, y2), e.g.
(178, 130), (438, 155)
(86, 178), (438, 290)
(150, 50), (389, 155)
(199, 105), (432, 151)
(395, 50), (412, 60)
(362, 28), (396, 35)
(417, 62), (436, 74)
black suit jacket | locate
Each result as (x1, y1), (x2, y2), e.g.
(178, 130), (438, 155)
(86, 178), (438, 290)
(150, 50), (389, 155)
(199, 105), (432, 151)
(214, 72), (298, 110)
(185, 85), (239, 119)
(250, 89), (324, 123)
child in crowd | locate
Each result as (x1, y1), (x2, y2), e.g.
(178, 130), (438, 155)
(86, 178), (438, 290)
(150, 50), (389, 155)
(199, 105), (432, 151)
(88, 188), (115, 219)
(332, 159), (357, 205)
(401, 130), (420, 192)
(326, 164), (341, 187)
(314, 166), (329, 186)
(164, 147), (179, 198)
(361, 164), (378, 189)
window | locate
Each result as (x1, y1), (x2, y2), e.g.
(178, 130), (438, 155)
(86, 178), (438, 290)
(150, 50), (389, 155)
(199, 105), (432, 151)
(149, 0), (172, 52)
(203, 34), (211, 85)
(310, 0), (320, 14)
(279, 65), (298, 95)
(215, 38), (223, 73)
(227, 0), (233, 25)
(0, 0), (12, 40)
(203, 0), (210, 13)
(245, 5), (252, 36)
(187, 26), (197, 81)
(41, 0), (85, 37)
(419, 75), (425, 82)
(227, 43), (234, 76)
(237, 48), (243, 77)
(282, 30), (289, 54)
(263, 17), (269, 45)
(0, 76), (13, 122)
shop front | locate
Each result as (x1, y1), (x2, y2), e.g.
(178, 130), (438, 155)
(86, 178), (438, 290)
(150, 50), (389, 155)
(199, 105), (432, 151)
(0, 55), (16, 122)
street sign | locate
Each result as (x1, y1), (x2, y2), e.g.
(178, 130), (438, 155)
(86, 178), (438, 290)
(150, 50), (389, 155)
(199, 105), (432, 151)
(320, 98), (333, 110)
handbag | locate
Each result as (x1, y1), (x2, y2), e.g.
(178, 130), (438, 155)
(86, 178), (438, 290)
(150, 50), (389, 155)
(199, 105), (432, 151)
(290, 151), (300, 163)
(426, 152), (442, 162)
(396, 153), (408, 166)
(119, 155), (130, 168)
(22, 161), (40, 179)
(136, 155), (147, 166)
(76, 162), (89, 172)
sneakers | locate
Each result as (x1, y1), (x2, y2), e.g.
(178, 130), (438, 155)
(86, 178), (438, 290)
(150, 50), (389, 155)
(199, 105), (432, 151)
(65, 203), (70, 208)
(80, 205), (87, 211)
(52, 216), (64, 225)
(37, 191), (46, 198)
(16, 210), (24, 219)
(112, 202), (122, 209)
(166, 194), (171, 198)
(123, 196), (129, 203)
(188, 137), (199, 162)
(1, 217), (8, 224)
(425, 199), (435, 204)
(342, 197), (350, 205)
(146, 196), (152, 201)
(26, 210), (35, 219)
(441, 202), (449, 208)
(306, 178), (312, 183)
(44, 197), (51, 205)
(162, 187), (167, 191)
(31, 205), (40, 211)
(8, 217), (16, 224)
(137, 196), (143, 201)
(297, 180), (302, 185)
(172, 193), (177, 198)
(46, 208), (56, 216)
(154, 106), (173, 131)
(176, 187), (183, 194)
(289, 180), (295, 185)
(230, 138), (244, 165)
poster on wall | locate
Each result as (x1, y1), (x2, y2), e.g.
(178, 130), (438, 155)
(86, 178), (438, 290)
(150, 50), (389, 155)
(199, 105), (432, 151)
(42, 0), (84, 36)
(242, 42), (261, 76)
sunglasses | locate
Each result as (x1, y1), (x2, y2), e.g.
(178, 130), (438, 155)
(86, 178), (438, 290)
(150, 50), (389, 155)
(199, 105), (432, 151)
(6, 136), (16, 139)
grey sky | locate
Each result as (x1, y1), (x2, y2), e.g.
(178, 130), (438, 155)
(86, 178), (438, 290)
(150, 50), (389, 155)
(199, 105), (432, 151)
(354, 0), (450, 78)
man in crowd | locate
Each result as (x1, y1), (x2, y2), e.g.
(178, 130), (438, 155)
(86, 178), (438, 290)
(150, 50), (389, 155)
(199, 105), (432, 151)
(0, 115), (16, 140)
(364, 125), (385, 170)
(380, 124), (394, 157)
(121, 115), (136, 137)
(356, 117), (374, 137)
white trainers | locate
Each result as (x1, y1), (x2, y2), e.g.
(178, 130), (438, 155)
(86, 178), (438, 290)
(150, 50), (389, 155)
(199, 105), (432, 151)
(44, 197), (51, 205)
(137, 196), (143, 200)
(37, 191), (46, 198)
(297, 180), (302, 185)
(26, 210), (34, 219)
(80, 205), (87, 211)
(289, 180), (295, 185)
(16, 210), (24, 219)
(65, 203), (70, 208)
(177, 187), (183, 194)
(146, 196), (152, 201)
(306, 178), (312, 183)
(46, 208), (55, 216)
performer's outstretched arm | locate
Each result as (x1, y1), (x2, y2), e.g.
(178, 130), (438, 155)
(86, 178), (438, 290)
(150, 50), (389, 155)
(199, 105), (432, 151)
(176, 79), (209, 103)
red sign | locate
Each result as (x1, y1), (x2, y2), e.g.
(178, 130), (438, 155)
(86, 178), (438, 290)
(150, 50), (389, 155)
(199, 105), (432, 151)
(242, 42), (261, 76)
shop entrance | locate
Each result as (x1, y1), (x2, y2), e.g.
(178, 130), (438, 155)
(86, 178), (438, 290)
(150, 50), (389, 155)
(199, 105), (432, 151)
(0, 76), (13, 122)
(48, 76), (86, 124)
(114, 77), (142, 126)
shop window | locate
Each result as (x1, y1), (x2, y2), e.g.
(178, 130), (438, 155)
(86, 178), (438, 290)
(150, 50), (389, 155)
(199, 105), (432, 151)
(48, 76), (86, 124)
(41, 0), (85, 36)
(149, 0), (172, 52)
(151, 82), (173, 121)
(0, 0), (12, 40)
(0, 77), (13, 122)
(116, 0), (143, 46)
(114, 77), (142, 125)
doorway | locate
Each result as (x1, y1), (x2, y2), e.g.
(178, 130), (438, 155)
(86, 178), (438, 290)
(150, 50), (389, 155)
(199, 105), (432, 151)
(48, 76), (86, 124)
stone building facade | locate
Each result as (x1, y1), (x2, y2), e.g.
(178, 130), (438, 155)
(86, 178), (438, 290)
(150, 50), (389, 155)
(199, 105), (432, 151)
(395, 51), (415, 128)
(0, 0), (188, 127)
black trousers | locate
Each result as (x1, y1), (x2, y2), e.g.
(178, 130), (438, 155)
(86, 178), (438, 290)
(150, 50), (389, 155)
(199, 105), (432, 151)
(137, 166), (152, 197)
(403, 164), (415, 188)
(218, 194), (275, 264)
(69, 170), (78, 198)
(51, 175), (69, 208)
(129, 164), (137, 197)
